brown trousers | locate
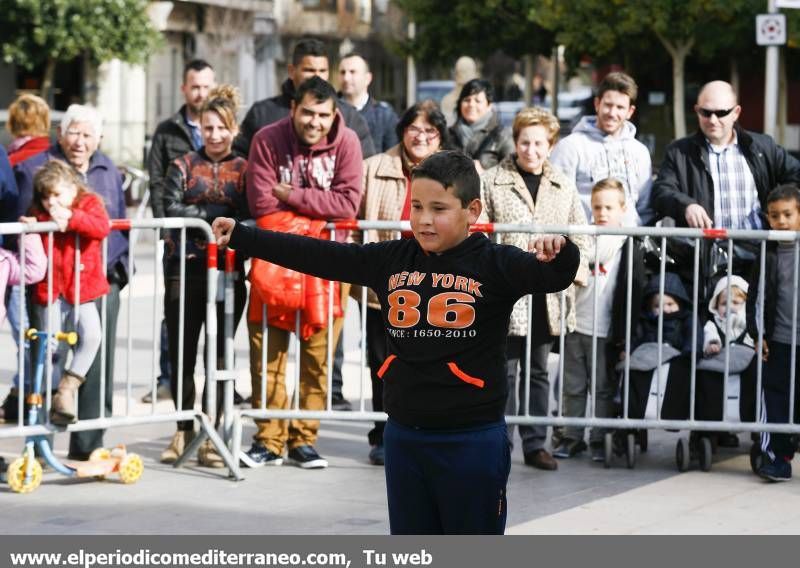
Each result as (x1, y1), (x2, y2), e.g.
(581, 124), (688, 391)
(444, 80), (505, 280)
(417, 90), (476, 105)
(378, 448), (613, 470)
(248, 284), (349, 455)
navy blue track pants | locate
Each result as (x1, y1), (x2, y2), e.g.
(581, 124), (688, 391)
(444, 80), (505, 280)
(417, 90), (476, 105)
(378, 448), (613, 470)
(761, 341), (800, 461)
(384, 418), (511, 535)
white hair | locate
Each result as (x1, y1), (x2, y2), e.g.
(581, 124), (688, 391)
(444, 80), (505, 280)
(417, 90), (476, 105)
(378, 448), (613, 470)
(60, 104), (103, 139)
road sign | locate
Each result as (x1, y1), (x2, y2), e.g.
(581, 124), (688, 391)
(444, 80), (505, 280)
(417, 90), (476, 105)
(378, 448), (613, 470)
(776, 0), (800, 8)
(756, 13), (787, 46)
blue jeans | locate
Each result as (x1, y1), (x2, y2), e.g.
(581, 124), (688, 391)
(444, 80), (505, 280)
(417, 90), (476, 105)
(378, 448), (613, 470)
(6, 285), (31, 390)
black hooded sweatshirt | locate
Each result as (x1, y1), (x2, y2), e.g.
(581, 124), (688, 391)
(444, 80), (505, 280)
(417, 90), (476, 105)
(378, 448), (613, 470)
(229, 224), (579, 429)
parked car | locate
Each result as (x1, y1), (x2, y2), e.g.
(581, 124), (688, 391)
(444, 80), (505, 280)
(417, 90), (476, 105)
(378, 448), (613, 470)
(495, 101), (526, 127)
(416, 80), (454, 106)
(495, 87), (594, 132)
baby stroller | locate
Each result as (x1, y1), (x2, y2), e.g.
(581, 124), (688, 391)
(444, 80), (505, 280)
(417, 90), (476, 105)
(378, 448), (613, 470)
(604, 342), (685, 469)
(675, 344), (756, 472)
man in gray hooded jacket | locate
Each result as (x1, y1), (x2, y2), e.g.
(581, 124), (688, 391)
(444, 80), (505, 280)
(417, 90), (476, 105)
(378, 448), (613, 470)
(550, 72), (653, 226)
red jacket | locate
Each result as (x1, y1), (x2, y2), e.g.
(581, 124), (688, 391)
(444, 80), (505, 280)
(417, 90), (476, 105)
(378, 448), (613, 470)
(8, 136), (50, 167)
(34, 193), (111, 305)
(247, 211), (342, 339)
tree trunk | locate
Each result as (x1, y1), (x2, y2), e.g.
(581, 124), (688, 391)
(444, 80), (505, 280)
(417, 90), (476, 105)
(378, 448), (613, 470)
(40, 58), (56, 107)
(523, 54), (533, 104)
(671, 50), (688, 139)
(730, 57), (740, 96)
(655, 32), (694, 140)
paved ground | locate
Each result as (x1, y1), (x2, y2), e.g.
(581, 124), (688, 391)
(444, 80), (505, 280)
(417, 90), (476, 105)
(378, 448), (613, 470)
(1, 230), (798, 534)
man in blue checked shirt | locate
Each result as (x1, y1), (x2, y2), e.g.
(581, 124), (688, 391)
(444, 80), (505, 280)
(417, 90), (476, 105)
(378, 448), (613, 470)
(652, 80), (800, 234)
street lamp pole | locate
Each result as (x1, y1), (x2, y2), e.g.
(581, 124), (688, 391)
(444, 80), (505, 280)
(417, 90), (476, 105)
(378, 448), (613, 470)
(764, 0), (779, 138)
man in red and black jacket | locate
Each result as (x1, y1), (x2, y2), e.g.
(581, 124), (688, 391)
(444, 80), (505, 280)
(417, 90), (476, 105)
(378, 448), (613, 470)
(241, 76), (363, 470)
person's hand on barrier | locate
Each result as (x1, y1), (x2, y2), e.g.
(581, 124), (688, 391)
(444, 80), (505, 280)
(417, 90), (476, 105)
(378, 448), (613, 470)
(704, 342), (721, 356)
(212, 217), (236, 247)
(53, 211), (70, 232)
(18, 216), (36, 225)
(47, 203), (72, 232)
(685, 204), (713, 229)
(529, 235), (566, 262)
(760, 339), (770, 362)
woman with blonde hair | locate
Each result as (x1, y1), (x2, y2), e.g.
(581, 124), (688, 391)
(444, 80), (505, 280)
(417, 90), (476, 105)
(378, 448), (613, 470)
(160, 84), (250, 467)
(6, 94), (51, 166)
(480, 106), (590, 470)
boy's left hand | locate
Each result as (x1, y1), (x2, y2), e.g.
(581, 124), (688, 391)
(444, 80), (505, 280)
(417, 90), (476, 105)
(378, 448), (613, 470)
(212, 217), (236, 247)
(530, 235), (566, 262)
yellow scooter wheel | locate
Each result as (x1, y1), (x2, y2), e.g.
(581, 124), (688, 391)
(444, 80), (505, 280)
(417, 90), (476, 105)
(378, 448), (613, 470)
(118, 453), (143, 484)
(7, 457), (43, 494)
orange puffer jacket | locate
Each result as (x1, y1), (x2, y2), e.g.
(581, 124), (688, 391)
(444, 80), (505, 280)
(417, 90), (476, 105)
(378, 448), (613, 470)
(247, 211), (342, 339)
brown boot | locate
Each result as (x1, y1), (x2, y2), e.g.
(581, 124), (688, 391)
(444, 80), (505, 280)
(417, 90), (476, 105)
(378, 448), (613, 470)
(197, 439), (225, 468)
(50, 370), (85, 425)
(160, 430), (195, 464)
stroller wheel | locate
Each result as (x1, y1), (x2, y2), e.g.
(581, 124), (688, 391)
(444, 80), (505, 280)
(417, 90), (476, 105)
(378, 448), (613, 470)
(676, 438), (690, 472)
(638, 429), (648, 453)
(603, 432), (613, 469)
(7, 457), (43, 494)
(749, 442), (763, 474)
(699, 437), (713, 472)
(626, 433), (636, 469)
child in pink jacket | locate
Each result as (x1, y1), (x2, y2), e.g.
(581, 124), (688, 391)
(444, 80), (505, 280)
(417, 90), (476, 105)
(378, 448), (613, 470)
(0, 233), (46, 325)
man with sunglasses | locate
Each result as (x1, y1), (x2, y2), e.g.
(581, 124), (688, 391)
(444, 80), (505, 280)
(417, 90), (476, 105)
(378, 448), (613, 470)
(652, 80), (800, 449)
(652, 80), (800, 232)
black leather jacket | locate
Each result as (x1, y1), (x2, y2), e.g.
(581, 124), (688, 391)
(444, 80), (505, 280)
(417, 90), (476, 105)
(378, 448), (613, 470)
(147, 106), (196, 218)
(652, 126), (800, 227)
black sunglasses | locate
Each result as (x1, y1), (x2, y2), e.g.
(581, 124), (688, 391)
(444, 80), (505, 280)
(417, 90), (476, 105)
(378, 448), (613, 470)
(697, 107), (735, 119)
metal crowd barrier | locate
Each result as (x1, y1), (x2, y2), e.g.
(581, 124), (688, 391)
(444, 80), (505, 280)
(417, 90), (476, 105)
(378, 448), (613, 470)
(5, 217), (798, 480)
(230, 220), (800, 476)
(0, 218), (242, 480)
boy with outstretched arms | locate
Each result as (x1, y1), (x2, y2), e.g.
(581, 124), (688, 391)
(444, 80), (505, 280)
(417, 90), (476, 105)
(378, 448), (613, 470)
(213, 151), (580, 534)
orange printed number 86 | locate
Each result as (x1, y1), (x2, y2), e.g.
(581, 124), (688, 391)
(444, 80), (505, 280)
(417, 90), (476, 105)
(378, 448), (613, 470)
(387, 290), (475, 329)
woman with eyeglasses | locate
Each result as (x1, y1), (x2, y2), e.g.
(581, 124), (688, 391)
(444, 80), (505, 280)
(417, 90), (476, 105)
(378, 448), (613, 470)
(448, 79), (513, 174)
(357, 100), (448, 466)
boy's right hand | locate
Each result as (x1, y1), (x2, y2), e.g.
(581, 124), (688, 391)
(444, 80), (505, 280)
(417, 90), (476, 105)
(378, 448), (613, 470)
(212, 217), (236, 247)
(529, 235), (566, 262)
(760, 339), (770, 362)
(704, 343), (721, 356)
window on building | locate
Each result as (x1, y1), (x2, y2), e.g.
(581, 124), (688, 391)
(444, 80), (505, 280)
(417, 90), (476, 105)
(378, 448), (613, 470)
(300, 0), (336, 11)
(358, 0), (371, 22)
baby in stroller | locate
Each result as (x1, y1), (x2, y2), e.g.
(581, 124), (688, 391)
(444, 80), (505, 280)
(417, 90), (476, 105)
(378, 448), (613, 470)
(696, 275), (757, 449)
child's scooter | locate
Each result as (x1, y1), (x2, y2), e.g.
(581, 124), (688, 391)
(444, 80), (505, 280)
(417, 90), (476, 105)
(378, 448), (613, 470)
(6, 328), (144, 493)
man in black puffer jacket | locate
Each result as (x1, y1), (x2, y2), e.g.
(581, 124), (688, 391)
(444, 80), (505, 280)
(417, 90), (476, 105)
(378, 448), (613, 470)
(233, 38), (375, 160)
